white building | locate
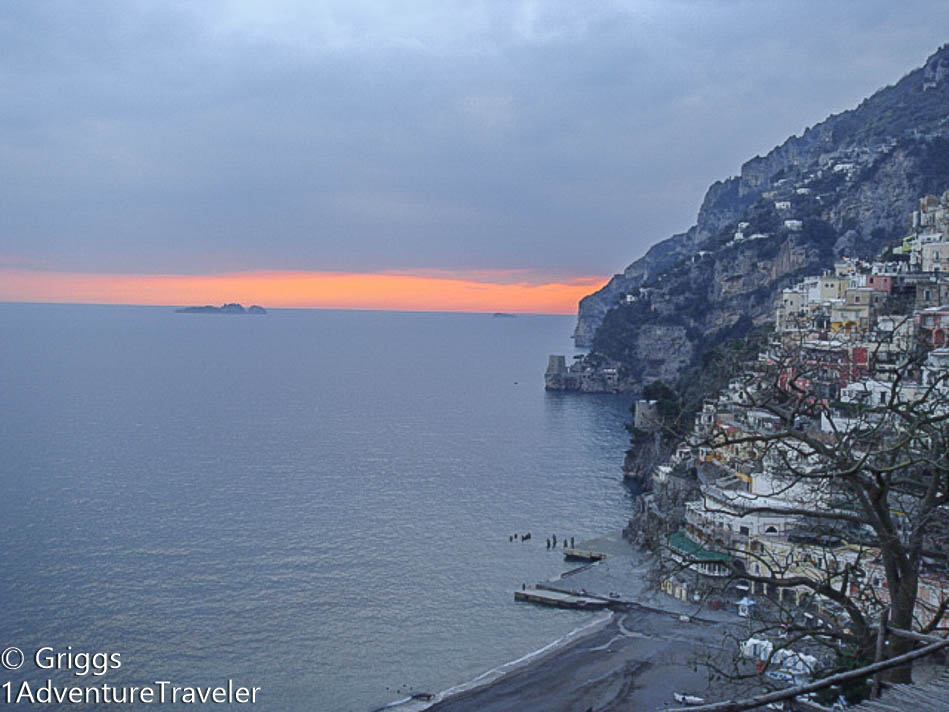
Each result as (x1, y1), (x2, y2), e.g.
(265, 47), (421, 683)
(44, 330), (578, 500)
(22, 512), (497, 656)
(921, 241), (949, 273)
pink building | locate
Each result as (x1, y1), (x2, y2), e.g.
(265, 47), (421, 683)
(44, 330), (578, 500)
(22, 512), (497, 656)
(866, 274), (892, 293)
(917, 306), (949, 346)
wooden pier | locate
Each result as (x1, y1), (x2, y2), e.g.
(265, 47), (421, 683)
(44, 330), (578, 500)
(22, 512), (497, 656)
(563, 548), (609, 562)
(514, 588), (611, 610)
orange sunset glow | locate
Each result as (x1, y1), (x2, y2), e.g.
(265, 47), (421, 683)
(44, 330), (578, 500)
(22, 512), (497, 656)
(0, 268), (606, 315)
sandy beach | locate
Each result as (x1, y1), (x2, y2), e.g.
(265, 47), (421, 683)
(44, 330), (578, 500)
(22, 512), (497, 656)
(419, 532), (751, 712)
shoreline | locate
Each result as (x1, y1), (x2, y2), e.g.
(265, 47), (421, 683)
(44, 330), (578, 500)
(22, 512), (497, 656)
(376, 610), (615, 712)
(380, 532), (744, 712)
(422, 605), (734, 712)
(428, 611), (614, 709)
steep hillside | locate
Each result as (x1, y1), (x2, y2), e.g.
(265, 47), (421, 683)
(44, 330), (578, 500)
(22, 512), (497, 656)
(568, 45), (949, 392)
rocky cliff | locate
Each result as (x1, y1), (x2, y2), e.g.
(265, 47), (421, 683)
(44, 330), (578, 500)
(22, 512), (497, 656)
(569, 45), (949, 392)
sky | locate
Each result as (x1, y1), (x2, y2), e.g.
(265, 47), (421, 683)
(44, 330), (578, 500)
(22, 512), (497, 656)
(1, 1), (948, 313)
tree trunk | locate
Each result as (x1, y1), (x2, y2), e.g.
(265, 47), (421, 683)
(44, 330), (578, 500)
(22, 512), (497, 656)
(883, 583), (917, 684)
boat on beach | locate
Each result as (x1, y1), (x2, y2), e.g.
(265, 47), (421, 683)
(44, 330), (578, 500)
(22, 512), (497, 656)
(673, 692), (706, 705)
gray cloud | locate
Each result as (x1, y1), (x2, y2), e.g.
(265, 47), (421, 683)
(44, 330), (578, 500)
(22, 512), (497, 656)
(1, 1), (947, 277)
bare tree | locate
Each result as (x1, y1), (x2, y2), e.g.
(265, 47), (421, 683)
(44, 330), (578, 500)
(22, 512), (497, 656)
(675, 323), (949, 687)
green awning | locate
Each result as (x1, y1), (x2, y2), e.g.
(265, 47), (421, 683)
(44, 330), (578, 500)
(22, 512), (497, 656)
(668, 530), (732, 563)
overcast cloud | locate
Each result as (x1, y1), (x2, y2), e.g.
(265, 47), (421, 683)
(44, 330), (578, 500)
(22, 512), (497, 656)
(2, 1), (947, 279)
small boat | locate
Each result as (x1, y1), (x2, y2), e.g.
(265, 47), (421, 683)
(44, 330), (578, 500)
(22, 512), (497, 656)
(673, 692), (705, 705)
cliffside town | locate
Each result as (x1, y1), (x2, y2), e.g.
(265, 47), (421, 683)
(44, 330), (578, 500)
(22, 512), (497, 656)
(550, 45), (949, 395)
(618, 191), (949, 686)
(543, 48), (949, 688)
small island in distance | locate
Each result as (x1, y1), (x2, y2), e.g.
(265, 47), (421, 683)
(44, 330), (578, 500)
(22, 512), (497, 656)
(175, 303), (267, 314)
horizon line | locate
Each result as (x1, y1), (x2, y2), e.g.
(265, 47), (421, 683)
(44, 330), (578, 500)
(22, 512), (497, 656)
(0, 298), (579, 318)
(0, 267), (604, 316)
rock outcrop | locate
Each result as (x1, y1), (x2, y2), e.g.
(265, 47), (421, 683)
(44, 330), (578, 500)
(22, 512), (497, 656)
(175, 303), (267, 314)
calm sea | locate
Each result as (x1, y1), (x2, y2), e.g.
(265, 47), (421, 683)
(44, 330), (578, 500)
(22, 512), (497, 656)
(0, 304), (635, 711)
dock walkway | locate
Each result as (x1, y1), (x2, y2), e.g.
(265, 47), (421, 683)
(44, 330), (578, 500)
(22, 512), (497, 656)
(563, 548), (608, 562)
(514, 587), (610, 610)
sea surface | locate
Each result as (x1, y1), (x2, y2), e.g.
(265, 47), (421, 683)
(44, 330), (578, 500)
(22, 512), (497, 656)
(0, 304), (636, 711)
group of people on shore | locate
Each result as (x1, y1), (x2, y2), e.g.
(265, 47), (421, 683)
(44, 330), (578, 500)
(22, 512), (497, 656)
(508, 533), (576, 550)
(547, 535), (575, 550)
